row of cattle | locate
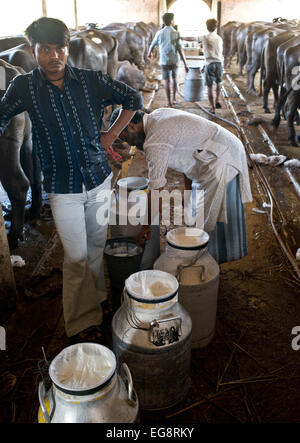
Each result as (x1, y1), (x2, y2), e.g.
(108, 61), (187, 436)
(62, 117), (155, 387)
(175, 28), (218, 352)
(220, 19), (300, 146)
(0, 21), (159, 249)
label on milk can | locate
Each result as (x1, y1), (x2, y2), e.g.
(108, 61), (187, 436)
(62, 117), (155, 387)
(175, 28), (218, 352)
(150, 317), (182, 347)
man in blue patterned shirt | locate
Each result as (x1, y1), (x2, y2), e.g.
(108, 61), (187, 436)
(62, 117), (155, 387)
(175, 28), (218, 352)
(0, 17), (143, 341)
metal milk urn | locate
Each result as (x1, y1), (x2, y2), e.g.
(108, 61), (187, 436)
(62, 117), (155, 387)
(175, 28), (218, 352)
(184, 67), (205, 102)
(38, 343), (139, 423)
(154, 227), (220, 349)
(112, 270), (192, 412)
(109, 176), (160, 270)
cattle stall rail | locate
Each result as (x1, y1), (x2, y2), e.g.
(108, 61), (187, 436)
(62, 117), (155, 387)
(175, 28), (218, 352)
(221, 78), (300, 282)
(222, 75), (300, 282)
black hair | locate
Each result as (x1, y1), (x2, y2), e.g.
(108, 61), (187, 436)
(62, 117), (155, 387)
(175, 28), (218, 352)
(25, 17), (70, 46)
(162, 13), (174, 26)
(206, 19), (218, 33)
(110, 108), (145, 128)
(131, 110), (145, 124)
(109, 108), (146, 151)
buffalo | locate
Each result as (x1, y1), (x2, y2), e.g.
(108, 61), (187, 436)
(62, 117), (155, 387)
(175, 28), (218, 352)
(100, 24), (146, 70)
(0, 60), (41, 249)
(270, 37), (300, 146)
(261, 30), (299, 113)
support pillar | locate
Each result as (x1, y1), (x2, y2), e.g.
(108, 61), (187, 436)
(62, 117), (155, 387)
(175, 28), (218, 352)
(42, 0), (47, 16)
(158, 0), (167, 25)
(217, 1), (222, 33)
(74, 0), (78, 30)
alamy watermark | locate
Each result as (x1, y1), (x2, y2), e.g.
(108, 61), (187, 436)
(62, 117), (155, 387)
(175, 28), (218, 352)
(0, 327), (5, 351)
(95, 186), (205, 232)
(291, 326), (300, 351)
(0, 66), (6, 91)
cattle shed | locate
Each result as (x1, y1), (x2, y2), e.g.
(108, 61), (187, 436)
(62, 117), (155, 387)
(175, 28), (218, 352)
(0, 0), (300, 430)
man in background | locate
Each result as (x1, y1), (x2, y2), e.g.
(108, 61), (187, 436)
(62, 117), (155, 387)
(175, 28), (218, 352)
(148, 12), (188, 108)
(184, 19), (224, 114)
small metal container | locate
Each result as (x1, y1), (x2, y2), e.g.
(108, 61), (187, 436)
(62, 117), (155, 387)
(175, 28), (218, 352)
(109, 176), (160, 269)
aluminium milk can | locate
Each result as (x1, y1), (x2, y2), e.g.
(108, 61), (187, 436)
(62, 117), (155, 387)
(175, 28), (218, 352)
(154, 227), (220, 348)
(112, 270), (192, 412)
(184, 67), (205, 102)
(109, 176), (160, 269)
(38, 343), (139, 423)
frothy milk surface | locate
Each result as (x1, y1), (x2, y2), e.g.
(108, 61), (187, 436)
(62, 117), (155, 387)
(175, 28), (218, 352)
(168, 228), (208, 247)
(149, 281), (174, 297)
(171, 233), (202, 246)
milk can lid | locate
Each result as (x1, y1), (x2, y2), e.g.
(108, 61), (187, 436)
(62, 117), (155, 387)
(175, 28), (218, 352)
(117, 176), (149, 191)
(125, 270), (179, 303)
(49, 343), (116, 395)
(167, 227), (209, 250)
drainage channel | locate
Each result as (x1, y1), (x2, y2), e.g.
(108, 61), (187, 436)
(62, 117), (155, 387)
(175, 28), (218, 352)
(221, 74), (300, 282)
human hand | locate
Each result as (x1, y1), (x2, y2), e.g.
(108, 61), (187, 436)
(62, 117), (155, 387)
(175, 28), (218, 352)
(185, 66), (189, 73)
(136, 225), (151, 247)
(100, 131), (117, 151)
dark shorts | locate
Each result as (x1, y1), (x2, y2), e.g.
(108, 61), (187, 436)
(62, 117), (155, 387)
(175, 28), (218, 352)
(161, 64), (178, 80)
(205, 62), (223, 87)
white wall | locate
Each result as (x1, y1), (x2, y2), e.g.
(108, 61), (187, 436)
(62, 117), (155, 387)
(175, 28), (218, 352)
(46, 0), (77, 29)
(0, 0), (43, 36)
(0, 0), (160, 37)
(2, 0), (297, 37)
(76, 0), (159, 27)
(215, 0), (300, 26)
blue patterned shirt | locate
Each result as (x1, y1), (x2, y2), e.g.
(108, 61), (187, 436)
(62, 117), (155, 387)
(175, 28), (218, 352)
(0, 65), (143, 193)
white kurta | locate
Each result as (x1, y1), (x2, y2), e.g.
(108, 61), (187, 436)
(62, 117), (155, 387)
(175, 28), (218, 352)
(143, 108), (252, 231)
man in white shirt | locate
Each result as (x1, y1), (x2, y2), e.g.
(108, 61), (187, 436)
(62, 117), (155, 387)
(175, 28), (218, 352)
(184, 19), (224, 113)
(111, 108), (252, 264)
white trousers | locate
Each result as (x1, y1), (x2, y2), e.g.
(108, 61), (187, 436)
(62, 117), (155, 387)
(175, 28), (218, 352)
(48, 174), (112, 337)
